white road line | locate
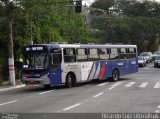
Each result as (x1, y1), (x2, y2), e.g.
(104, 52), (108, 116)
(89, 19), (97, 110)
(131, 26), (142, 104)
(39, 90), (52, 95)
(0, 100), (18, 106)
(108, 81), (123, 90)
(93, 92), (104, 98)
(155, 110), (160, 113)
(125, 82), (136, 87)
(63, 103), (81, 111)
(154, 81), (160, 88)
(97, 82), (107, 87)
(139, 82), (148, 88)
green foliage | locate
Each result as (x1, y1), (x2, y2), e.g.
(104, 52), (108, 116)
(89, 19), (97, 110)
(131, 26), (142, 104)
(0, 0), (90, 57)
(91, 0), (160, 53)
(91, 0), (115, 12)
(0, 0), (90, 81)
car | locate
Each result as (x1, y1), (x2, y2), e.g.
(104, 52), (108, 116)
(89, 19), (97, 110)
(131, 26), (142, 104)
(138, 56), (147, 67)
(154, 55), (160, 68)
(152, 51), (160, 61)
(139, 52), (152, 63)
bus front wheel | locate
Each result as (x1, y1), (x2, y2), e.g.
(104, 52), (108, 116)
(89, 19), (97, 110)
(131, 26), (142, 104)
(65, 73), (76, 88)
(44, 84), (51, 89)
(112, 69), (120, 82)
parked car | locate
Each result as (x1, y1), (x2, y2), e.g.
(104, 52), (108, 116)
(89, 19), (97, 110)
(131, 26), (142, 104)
(154, 55), (160, 68)
(152, 51), (160, 61)
(139, 52), (152, 63)
(138, 56), (147, 67)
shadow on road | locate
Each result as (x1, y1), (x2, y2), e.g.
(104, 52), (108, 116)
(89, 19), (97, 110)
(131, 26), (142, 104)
(23, 78), (131, 92)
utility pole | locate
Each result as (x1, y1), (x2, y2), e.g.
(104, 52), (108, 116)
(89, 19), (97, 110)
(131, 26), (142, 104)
(6, 1), (16, 85)
(68, 0), (72, 43)
(30, 19), (33, 45)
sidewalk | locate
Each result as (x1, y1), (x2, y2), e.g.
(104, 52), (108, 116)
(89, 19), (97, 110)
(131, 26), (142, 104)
(0, 80), (26, 92)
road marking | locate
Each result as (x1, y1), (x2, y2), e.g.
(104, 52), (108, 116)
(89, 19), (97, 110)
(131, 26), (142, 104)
(0, 100), (18, 106)
(125, 82), (136, 87)
(155, 110), (160, 113)
(139, 82), (148, 88)
(108, 81), (123, 90)
(63, 103), (81, 111)
(39, 90), (52, 95)
(93, 92), (104, 98)
(97, 82), (107, 87)
(154, 81), (160, 88)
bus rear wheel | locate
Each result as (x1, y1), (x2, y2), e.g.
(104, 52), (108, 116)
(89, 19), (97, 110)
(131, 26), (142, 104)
(111, 69), (120, 82)
(65, 73), (76, 88)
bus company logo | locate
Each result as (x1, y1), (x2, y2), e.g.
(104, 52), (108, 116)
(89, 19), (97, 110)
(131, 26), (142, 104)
(117, 63), (123, 66)
(82, 65), (89, 69)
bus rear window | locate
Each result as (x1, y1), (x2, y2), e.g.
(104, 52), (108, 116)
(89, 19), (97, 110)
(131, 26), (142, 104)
(128, 48), (136, 59)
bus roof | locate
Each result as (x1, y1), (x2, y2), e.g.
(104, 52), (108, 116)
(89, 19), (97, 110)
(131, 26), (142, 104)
(27, 43), (137, 49)
(59, 44), (137, 48)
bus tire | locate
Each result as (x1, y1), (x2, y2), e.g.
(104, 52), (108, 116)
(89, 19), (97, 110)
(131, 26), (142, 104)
(44, 84), (51, 89)
(65, 73), (76, 88)
(111, 69), (120, 82)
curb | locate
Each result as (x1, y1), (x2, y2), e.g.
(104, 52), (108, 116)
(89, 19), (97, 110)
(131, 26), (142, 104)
(0, 84), (26, 92)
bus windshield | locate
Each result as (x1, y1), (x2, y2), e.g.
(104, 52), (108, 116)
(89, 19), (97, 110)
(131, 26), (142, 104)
(23, 52), (48, 70)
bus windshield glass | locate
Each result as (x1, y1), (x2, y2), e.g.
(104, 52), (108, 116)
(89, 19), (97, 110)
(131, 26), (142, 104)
(23, 52), (48, 70)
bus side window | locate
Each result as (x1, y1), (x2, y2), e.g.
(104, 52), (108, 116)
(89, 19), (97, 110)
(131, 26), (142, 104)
(76, 48), (88, 62)
(110, 48), (119, 60)
(119, 48), (127, 59)
(128, 48), (136, 59)
(64, 48), (76, 62)
(88, 48), (99, 61)
(98, 48), (109, 60)
(50, 48), (62, 68)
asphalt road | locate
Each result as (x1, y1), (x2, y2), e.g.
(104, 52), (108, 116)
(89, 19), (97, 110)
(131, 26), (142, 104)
(0, 63), (160, 114)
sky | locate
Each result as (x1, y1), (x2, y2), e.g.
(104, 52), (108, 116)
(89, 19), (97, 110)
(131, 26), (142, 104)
(83, 0), (160, 6)
(82, 0), (95, 6)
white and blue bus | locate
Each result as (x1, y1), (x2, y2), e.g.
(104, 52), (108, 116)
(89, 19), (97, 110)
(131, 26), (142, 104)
(22, 43), (138, 88)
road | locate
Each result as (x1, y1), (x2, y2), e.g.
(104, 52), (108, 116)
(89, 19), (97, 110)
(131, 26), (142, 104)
(0, 63), (160, 116)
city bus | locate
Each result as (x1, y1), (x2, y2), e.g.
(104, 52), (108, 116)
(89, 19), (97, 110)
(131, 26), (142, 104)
(22, 43), (138, 88)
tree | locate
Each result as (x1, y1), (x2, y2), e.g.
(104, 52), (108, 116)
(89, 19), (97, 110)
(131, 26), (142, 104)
(0, 0), (92, 83)
(90, 0), (160, 52)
